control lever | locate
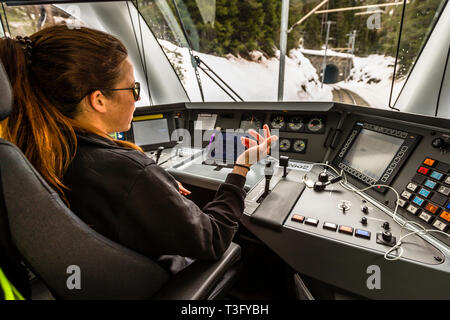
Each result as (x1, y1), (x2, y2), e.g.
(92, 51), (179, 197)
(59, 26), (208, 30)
(279, 156), (289, 178)
(155, 146), (164, 164)
(263, 160), (275, 197)
(313, 175), (343, 192)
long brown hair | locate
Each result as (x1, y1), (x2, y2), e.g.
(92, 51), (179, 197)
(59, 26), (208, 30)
(0, 25), (142, 202)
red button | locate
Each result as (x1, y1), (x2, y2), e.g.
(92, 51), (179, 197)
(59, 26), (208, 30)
(417, 167), (429, 175)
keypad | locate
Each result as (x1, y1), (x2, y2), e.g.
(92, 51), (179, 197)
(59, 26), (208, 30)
(400, 158), (450, 233)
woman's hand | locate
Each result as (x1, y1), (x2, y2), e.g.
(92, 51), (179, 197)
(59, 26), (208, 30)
(176, 180), (191, 196)
(234, 124), (278, 172)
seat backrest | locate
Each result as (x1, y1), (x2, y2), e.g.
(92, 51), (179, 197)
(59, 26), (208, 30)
(0, 62), (169, 299)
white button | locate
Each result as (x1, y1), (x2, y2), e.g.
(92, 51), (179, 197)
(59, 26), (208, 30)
(432, 220), (448, 231)
(419, 212), (433, 223)
(445, 176), (450, 185)
(402, 190), (413, 200)
(396, 199), (407, 208)
(407, 183), (418, 192)
(407, 204), (419, 215)
(438, 186), (450, 196)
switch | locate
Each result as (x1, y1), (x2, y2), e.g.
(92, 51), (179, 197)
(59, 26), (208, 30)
(419, 212), (434, 224)
(361, 217), (368, 226)
(425, 203), (440, 215)
(418, 188), (432, 198)
(406, 182), (419, 192)
(430, 171), (444, 181)
(440, 211), (450, 223)
(406, 204), (420, 215)
(424, 179), (437, 190)
(432, 220), (448, 232)
(323, 222), (337, 231)
(417, 167), (429, 175)
(305, 218), (319, 227)
(423, 158), (436, 167)
(338, 225), (354, 235)
(361, 205), (369, 214)
(291, 215), (305, 223)
(355, 229), (371, 240)
(437, 186), (450, 196)
(382, 221), (390, 230)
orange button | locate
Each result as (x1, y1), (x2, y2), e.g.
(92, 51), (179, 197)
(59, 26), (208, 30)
(338, 225), (354, 235)
(292, 215), (305, 223)
(425, 203), (439, 214)
(440, 211), (450, 223)
(423, 158), (435, 167)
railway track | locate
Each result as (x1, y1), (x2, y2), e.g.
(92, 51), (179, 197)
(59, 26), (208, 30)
(330, 84), (369, 106)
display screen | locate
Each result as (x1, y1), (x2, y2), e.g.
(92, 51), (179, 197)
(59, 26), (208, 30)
(132, 118), (171, 146)
(205, 131), (249, 163)
(342, 128), (404, 181)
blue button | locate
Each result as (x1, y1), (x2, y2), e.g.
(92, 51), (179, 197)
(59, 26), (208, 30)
(418, 188), (431, 198)
(355, 229), (371, 240)
(430, 171), (443, 181)
(424, 179), (437, 189)
(446, 202), (450, 210)
(412, 196), (425, 207)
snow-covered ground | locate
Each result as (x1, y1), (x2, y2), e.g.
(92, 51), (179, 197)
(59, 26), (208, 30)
(160, 40), (403, 109)
(337, 55), (405, 108)
(160, 40), (332, 102)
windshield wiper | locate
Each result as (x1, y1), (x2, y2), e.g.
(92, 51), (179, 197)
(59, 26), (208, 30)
(171, 0), (243, 102)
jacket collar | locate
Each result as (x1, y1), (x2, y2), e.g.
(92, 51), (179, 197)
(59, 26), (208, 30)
(76, 131), (123, 149)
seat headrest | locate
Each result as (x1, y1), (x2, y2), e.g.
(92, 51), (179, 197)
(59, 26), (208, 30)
(0, 62), (13, 121)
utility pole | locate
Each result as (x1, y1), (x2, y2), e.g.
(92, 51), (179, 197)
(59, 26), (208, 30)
(277, 0), (289, 101)
(321, 21), (335, 88)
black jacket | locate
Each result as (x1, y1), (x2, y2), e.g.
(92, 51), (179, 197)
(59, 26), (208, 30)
(63, 133), (246, 273)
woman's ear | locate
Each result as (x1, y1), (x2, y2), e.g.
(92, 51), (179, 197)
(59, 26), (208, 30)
(87, 90), (107, 113)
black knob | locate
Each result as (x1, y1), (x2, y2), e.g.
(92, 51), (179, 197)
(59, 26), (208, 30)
(318, 172), (329, 183)
(382, 230), (392, 242)
(432, 138), (450, 149)
(361, 217), (368, 225)
(362, 205), (369, 214)
(382, 222), (390, 230)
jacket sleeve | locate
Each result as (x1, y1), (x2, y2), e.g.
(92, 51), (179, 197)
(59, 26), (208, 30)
(117, 163), (246, 260)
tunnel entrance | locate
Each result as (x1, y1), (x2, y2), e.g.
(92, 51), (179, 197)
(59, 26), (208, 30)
(324, 64), (339, 84)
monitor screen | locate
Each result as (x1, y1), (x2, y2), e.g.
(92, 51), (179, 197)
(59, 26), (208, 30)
(341, 128), (404, 181)
(132, 118), (171, 147)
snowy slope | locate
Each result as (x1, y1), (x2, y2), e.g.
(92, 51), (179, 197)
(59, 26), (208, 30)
(337, 54), (405, 108)
(159, 40), (332, 102)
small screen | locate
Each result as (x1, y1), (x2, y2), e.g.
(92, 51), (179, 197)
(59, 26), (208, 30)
(132, 118), (170, 146)
(342, 128), (404, 181)
(206, 132), (249, 163)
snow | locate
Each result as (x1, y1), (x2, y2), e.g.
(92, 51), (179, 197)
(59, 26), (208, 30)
(159, 40), (332, 102)
(159, 40), (403, 109)
(337, 54), (406, 108)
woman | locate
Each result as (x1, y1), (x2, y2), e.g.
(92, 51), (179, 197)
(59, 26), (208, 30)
(0, 25), (277, 274)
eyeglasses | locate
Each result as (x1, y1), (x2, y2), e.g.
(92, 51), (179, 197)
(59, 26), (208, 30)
(102, 82), (141, 101)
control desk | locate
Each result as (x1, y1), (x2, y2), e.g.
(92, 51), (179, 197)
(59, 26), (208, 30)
(123, 101), (450, 299)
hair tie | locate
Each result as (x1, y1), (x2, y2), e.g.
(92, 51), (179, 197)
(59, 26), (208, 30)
(15, 35), (33, 64)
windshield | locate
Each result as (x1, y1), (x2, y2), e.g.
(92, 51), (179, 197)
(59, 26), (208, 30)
(1, 0), (446, 110)
(136, 0), (446, 109)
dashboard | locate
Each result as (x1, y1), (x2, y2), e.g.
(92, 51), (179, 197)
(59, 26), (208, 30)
(122, 101), (450, 299)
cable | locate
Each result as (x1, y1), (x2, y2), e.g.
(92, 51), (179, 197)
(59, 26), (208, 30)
(303, 162), (450, 261)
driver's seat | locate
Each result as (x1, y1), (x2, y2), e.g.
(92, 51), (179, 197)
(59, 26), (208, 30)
(0, 62), (241, 300)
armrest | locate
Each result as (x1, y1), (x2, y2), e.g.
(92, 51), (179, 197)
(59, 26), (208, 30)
(152, 242), (241, 300)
